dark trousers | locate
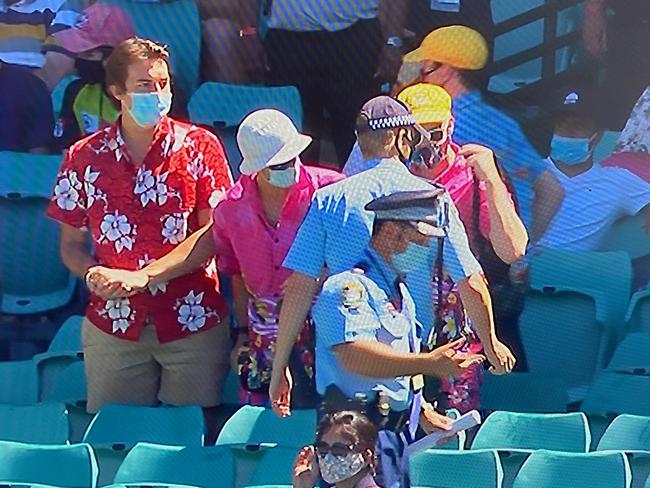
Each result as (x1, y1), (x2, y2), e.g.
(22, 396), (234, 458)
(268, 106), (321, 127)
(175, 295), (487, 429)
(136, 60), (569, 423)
(265, 19), (382, 167)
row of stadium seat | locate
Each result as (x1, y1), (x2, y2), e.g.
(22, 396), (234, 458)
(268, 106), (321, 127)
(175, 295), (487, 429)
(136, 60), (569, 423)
(2, 409), (650, 487)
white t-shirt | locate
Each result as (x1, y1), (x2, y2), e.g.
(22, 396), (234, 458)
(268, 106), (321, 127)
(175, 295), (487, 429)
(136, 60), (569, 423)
(266, 0), (379, 32)
(539, 159), (650, 251)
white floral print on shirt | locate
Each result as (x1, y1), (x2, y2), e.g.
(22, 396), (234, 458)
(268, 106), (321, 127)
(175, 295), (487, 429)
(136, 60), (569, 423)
(100, 297), (135, 333)
(161, 212), (189, 244)
(138, 254), (168, 296)
(98, 211), (136, 253)
(83, 165), (106, 209)
(134, 168), (172, 207)
(54, 169), (83, 211)
(174, 290), (219, 332)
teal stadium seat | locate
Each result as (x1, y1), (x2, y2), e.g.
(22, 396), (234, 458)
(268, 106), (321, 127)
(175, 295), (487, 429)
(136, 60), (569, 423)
(106, 442), (236, 488)
(0, 403), (69, 444)
(46, 360), (90, 443)
(410, 449), (504, 488)
(599, 212), (650, 260)
(83, 405), (205, 486)
(188, 83), (303, 178)
(0, 441), (98, 488)
(0, 152), (77, 314)
(472, 412), (590, 488)
(0, 360), (39, 405)
(99, 0), (200, 99)
(520, 250), (632, 401)
(607, 333), (650, 375)
(626, 289), (650, 334)
(594, 131), (623, 163)
(215, 405), (316, 449)
(582, 372), (650, 418)
(247, 446), (302, 487)
(598, 415), (650, 488)
(35, 315), (84, 403)
(512, 450), (631, 488)
(480, 373), (568, 413)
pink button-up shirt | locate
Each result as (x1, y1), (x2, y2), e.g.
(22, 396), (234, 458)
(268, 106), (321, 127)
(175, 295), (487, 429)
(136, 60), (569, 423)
(212, 162), (343, 298)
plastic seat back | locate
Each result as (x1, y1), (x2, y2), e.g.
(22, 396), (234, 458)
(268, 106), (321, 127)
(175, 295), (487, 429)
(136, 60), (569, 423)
(99, 0), (200, 98)
(215, 405), (316, 449)
(512, 450), (631, 488)
(472, 412), (590, 453)
(0, 360), (38, 405)
(0, 403), (69, 444)
(410, 449), (503, 488)
(112, 442), (236, 488)
(0, 440), (98, 488)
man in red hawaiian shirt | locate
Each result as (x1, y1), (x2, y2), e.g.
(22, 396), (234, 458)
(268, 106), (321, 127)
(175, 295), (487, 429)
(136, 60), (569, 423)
(47, 38), (233, 438)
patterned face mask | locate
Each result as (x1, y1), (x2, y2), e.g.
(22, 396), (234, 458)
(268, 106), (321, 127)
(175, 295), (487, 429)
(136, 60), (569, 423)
(318, 451), (367, 484)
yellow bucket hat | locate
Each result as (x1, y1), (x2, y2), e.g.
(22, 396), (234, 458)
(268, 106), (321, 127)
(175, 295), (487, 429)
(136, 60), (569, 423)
(397, 83), (452, 125)
(406, 25), (489, 70)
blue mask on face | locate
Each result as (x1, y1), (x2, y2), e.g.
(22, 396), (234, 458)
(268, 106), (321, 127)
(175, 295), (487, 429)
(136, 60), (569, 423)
(550, 134), (593, 165)
(267, 166), (296, 188)
(127, 92), (172, 127)
(392, 241), (432, 275)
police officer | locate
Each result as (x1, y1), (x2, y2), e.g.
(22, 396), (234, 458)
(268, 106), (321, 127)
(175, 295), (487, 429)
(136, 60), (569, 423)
(311, 189), (486, 487)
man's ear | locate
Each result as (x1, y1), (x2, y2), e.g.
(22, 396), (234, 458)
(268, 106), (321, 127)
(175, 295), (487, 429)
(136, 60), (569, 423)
(108, 84), (124, 103)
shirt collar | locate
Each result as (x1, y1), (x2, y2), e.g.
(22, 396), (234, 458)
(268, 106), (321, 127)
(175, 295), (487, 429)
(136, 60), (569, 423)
(365, 247), (400, 292)
(111, 115), (174, 163)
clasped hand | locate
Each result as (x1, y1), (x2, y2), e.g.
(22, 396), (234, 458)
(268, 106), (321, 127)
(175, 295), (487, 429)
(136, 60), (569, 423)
(85, 266), (149, 300)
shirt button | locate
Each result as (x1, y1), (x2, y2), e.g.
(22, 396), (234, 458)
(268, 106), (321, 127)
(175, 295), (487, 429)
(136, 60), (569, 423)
(274, 238), (280, 243)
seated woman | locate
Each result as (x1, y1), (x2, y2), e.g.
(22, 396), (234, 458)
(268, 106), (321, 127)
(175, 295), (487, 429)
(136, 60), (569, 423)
(293, 410), (380, 488)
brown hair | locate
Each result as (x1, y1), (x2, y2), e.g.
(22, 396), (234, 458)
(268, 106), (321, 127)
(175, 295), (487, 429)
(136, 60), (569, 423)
(316, 411), (378, 453)
(105, 37), (170, 91)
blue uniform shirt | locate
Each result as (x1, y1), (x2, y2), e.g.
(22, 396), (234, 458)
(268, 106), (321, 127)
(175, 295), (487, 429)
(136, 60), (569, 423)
(312, 248), (420, 411)
(283, 158), (482, 284)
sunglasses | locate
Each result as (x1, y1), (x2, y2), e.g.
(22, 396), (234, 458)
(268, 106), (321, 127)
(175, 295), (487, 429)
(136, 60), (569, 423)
(268, 159), (295, 171)
(315, 441), (358, 457)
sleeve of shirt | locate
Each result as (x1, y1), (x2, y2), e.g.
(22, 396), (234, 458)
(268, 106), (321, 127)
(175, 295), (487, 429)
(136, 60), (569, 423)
(283, 195), (327, 279)
(211, 203), (241, 276)
(313, 274), (381, 350)
(23, 75), (54, 150)
(615, 168), (650, 215)
(46, 145), (89, 229)
(196, 130), (234, 211)
(343, 142), (365, 176)
(440, 193), (483, 282)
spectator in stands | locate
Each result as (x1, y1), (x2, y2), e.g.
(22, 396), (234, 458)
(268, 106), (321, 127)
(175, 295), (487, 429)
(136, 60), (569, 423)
(615, 85), (650, 155)
(51, 4), (135, 151)
(0, 0), (86, 90)
(263, 0), (409, 167)
(293, 410), (381, 488)
(392, 26), (564, 248)
(195, 1), (264, 84)
(92, 109), (343, 408)
(47, 37), (233, 443)
(347, 83), (525, 411)
(0, 59), (54, 152)
(582, 0), (650, 130)
(537, 88), (650, 251)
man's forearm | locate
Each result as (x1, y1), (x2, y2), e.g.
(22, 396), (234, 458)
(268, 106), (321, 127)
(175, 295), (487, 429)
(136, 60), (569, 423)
(272, 272), (321, 372)
(530, 170), (565, 245)
(61, 241), (96, 279)
(231, 273), (251, 331)
(484, 177), (528, 264)
(457, 274), (497, 350)
(336, 341), (427, 378)
(145, 224), (216, 285)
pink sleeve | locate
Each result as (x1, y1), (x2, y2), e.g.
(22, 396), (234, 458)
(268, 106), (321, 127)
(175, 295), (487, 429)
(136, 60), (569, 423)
(211, 204), (241, 276)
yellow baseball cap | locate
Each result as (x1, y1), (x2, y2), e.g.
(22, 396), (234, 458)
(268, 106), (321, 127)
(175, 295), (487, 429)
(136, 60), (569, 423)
(397, 84), (452, 125)
(406, 25), (489, 70)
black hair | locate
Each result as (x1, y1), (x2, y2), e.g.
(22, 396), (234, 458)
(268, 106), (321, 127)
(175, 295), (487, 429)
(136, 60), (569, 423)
(316, 410), (378, 453)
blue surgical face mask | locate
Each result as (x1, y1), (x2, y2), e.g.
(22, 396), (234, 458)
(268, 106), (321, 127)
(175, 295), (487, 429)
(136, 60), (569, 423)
(392, 241), (432, 275)
(127, 92), (172, 127)
(550, 134), (594, 165)
(267, 166), (296, 188)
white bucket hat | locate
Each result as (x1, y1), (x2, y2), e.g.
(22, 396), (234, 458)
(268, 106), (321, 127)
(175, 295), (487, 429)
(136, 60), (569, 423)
(237, 109), (312, 176)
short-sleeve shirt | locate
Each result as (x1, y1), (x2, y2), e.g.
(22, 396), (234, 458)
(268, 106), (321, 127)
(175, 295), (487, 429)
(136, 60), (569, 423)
(312, 249), (420, 411)
(0, 0), (82, 67)
(266, 0), (379, 32)
(47, 117), (233, 342)
(211, 161), (342, 299)
(453, 90), (549, 228)
(283, 158), (482, 284)
(538, 160), (650, 251)
(0, 62), (53, 151)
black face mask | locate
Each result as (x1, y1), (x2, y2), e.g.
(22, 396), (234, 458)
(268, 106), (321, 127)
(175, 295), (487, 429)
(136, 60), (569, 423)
(75, 58), (106, 84)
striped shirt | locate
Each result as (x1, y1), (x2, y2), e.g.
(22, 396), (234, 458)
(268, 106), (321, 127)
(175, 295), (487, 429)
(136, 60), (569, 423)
(0, 0), (82, 67)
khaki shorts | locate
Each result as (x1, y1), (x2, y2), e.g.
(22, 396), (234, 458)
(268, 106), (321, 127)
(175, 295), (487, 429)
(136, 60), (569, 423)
(82, 318), (231, 413)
